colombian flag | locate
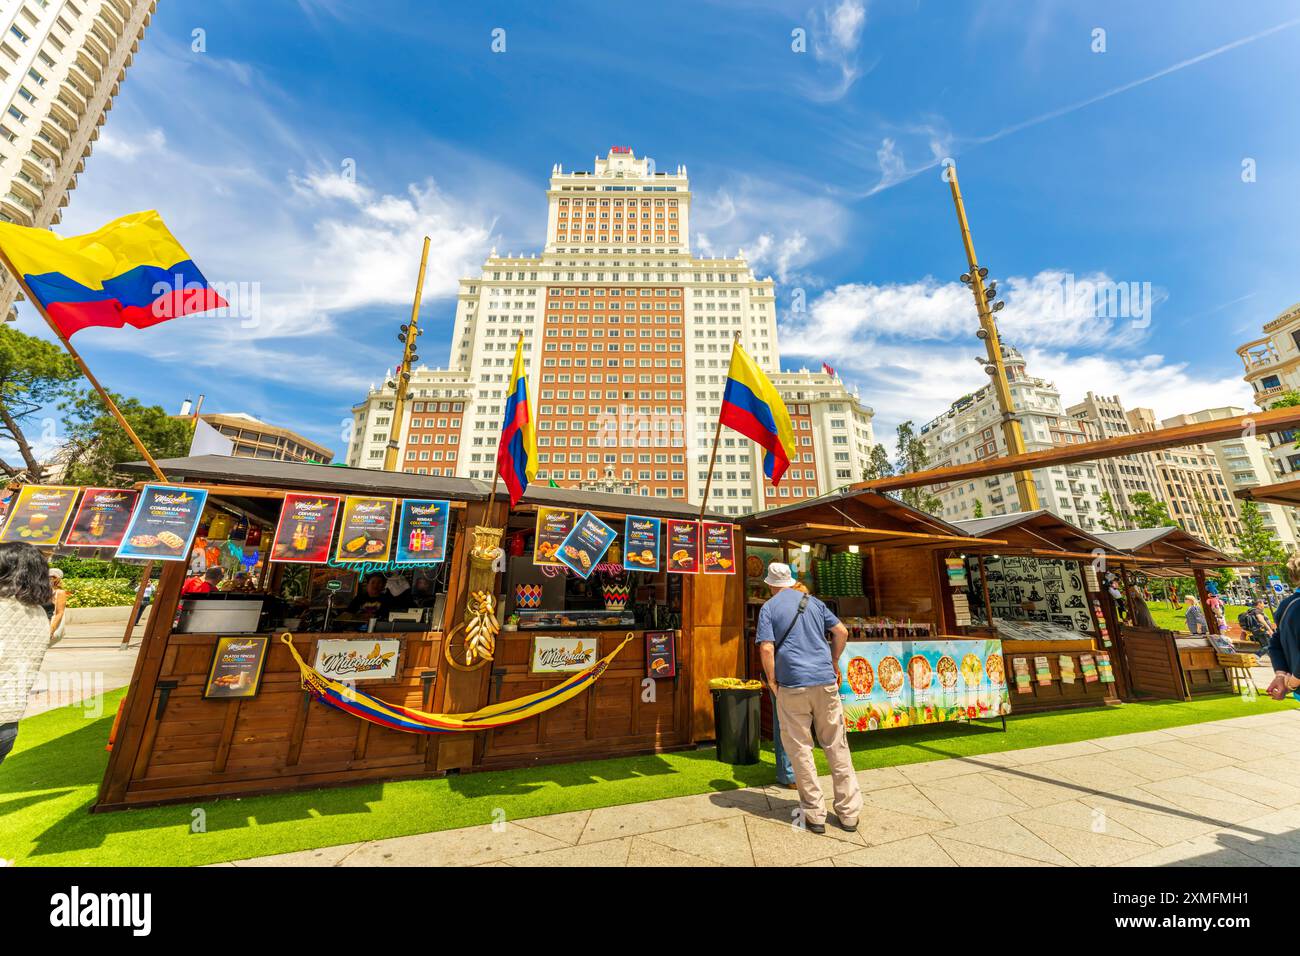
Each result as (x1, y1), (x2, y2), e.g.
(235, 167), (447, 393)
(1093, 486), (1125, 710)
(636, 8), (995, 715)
(0, 210), (226, 338)
(497, 335), (537, 506)
(720, 341), (797, 485)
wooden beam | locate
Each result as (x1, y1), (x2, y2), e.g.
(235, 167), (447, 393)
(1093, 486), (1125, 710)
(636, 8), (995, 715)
(853, 407), (1300, 493)
(1235, 476), (1300, 508)
(758, 522), (1005, 547)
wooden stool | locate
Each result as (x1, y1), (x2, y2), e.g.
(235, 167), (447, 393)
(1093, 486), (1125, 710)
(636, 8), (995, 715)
(1216, 652), (1259, 696)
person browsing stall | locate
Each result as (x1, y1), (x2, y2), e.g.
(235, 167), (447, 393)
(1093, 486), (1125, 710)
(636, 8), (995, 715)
(755, 561), (862, 834)
(182, 567), (224, 595)
(346, 573), (398, 620)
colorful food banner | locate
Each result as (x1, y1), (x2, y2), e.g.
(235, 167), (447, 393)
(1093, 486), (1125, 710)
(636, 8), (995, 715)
(533, 507), (576, 566)
(665, 519), (700, 574)
(203, 636), (270, 699)
(700, 522), (736, 574)
(334, 496), (397, 564)
(645, 631), (676, 679)
(556, 511), (616, 580)
(312, 638), (401, 682)
(269, 493), (341, 564)
(837, 639), (1010, 732)
(0, 485), (79, 546)
(531, 635), (600, 674)
(116, 485), (210, 561)
(623, 515), (661, 572)
(61, 487), (138, 548)
(395, 499), (450, 564)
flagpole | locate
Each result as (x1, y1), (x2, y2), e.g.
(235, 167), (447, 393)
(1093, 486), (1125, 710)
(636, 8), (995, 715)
(0, 249), (166, 482)
(699, 332), (741, 520)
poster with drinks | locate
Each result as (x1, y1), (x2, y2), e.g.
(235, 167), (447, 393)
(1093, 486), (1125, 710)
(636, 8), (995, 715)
(62, 487), (139, 548)
(269, 493), (341, 564)
(116, 485), (210, 561)
(333, 496), (397, 563)
(203, 635), (270, 699)
(623, 515), (661, 571)
(395, 499), (451, 564)
(556, 511), (616, 580)
(665, 519), (700, 574)
(0, 485), (80, 546)
(533, 507), (576, 566)
(700, 522), (736, 574)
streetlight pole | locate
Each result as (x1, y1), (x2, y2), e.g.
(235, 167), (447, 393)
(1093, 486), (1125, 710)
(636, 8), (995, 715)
(945, 167), (1040, 512)
(383, 236), (431, 472)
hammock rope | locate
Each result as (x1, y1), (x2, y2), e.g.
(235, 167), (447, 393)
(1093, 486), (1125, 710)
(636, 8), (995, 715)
(279, 631), (633, 734)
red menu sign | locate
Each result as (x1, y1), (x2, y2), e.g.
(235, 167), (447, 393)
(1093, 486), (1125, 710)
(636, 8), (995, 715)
(64, 487), (139, 548)
(665, 519), (700, 574)
(701, 522), (736, 574)
(270, 493), (341, 564)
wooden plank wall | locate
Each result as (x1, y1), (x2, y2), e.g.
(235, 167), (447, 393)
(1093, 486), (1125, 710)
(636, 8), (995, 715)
(1121, 627), (1190, 701)
(687, 571), (746, 741)
(868, 546), (941, 629)
(1000, 648), (1120, 713)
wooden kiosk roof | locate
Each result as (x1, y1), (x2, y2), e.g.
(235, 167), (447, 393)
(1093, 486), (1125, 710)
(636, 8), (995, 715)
(1235, 477), (1300, 509)
(951, 510), (1117, 559)
(1091, 527), (1237, 576)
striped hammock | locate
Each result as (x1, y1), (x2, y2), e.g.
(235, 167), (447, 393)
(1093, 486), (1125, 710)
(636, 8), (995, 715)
(280, 632), (632, 734)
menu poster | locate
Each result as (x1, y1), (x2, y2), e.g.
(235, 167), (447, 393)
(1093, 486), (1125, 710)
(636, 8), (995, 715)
(395, 499), (451, 564)
(1034, 655), (1053, 686)
(0, 485), (79, 546)
(645, 630), (677, 679)
(556, 511), (616, 580)
(665, 519), (700, 574)
(700, 522), (737, 574)
(1012, 656), (1032, 694)
(116, 485), (210, 561)
(269, 493), (341, 564)
(623, 515), (662, 572)
(63, 487), (138, 548)
(334, 496), (398, 563)
(533, 507), (577, 566)
(203, 636), (270, 699)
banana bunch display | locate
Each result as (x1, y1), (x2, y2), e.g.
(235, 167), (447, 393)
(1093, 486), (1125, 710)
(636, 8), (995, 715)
(465, 590), (499, 664)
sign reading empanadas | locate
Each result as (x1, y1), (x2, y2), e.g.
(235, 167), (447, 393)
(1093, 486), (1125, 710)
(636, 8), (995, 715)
(556, 510), (616, 580)
(333, 496), (397, 564)
(700, 522), (736, 574)
(665, 519), (700, 574)
(622, 515), (661, 571)
(269, 493), (341, 564)
(0, 484), (79, 546)
(533, 507), (576, 566)
(115, 485), (209, 561)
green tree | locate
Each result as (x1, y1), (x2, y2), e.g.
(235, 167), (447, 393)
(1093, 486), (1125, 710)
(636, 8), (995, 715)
(972, 499), (984, 518)
(1098, 491), (1127, 532)
(1269, 391), (1300, 409)
(894, 420), (943, 515)
(0, 325), (78, 480)
(57, 391), (192, 487)
(862, 443), (894, 481)
(1129, 491), (1176, 529)
(1236, 499), (1288, 576)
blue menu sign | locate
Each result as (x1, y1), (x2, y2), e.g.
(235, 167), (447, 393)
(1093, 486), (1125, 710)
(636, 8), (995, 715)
(557, 511), (617, 580)
(623, 515), (661, 572)
(395, 499), (451, 564)
(116, 484), (209, 561)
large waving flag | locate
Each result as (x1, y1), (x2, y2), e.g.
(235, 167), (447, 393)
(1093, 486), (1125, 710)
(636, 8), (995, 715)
(497, 335), (538, 506)
(720, 341), (797, 485)
(0, 210), (226, 338)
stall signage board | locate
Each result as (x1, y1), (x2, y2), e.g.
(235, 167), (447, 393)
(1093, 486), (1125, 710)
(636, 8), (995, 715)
(116, 485), (210, 561)
(334, 496), (398, 564)
(700, 522), (736, 574)
(395, 499), (451, 564)
(533, 507), (577, 566)
(269, 493), (341, 564)
(837, 639), (1010, 731)
(62, 487), (139, 548)
(623, 515), (661, 572)
(665, 519), (700, 574)
(556, 511), (616, 580)
(0, 484), (79, 546)
(645, 630), (676, 679)
(312, 638), (402, 682)
(531, 635), (600, 674)
(203, 636), (270, 699)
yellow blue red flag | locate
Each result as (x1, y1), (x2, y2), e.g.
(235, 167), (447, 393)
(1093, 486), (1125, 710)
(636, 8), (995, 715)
(720, 340), (797, 485)
(497, 335), (538, 505)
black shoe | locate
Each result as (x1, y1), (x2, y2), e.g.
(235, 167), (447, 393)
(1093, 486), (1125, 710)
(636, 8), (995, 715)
(835, 816), (859, 833)
(806, 821), (826, 834)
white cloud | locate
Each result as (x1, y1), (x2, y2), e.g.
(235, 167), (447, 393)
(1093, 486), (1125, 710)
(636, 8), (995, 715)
(96, 128), (165, 160)
(801, 0), (869, 101)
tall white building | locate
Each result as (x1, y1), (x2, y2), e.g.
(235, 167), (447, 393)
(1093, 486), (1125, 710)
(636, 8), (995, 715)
(1235, 301), (1300, 476)
(919, 344), (1104, 530)
(1066, 391), (1163, 529)
(0, 0), (155, 319)
(346, 147), (874, 516)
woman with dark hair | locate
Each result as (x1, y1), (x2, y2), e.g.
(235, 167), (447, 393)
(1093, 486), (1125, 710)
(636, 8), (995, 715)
(0, 542), (55, 766)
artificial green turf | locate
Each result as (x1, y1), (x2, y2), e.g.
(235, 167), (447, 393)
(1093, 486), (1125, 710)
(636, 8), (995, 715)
(0, 689), (1294, 867)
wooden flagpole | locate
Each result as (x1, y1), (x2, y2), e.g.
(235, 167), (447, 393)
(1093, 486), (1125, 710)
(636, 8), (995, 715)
(0, 249), (166, 482)
(699, 332), (741, 520)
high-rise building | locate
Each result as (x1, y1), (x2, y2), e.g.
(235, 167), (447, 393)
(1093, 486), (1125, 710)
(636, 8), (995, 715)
(344, 147), (874, 515)
(1235, 301), (1300, 476)
(0, 0), (156, 319)
(919, 344), (1104, 529)
(1066, 391), (1163, 528)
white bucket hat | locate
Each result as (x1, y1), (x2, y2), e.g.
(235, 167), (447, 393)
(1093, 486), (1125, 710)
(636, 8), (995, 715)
(764, 562), (796, 588)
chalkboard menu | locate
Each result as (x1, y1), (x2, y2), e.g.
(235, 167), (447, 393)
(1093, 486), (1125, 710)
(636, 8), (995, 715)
(203, 636), (270, 699)
(665, 519), (700, 574)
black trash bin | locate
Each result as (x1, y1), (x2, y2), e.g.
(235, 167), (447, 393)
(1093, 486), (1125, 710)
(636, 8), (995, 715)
(711, 687), (761, 764)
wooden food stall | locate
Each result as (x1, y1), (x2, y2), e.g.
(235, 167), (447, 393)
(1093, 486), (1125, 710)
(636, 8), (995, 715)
(95, 456), (744, 811)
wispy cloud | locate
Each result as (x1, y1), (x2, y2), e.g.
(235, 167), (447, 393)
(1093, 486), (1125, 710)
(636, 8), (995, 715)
(799, 0), (870, 101)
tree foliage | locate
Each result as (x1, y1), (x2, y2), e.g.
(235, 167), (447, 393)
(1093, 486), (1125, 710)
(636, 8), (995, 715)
(57, 390), (192, 487)
(0, 325), (78, 480)
(1236, 499), (1288, 574)
(862, 443), (894, 481)
(1129, 491), (1177, 529)
(894, 421), (943, 516)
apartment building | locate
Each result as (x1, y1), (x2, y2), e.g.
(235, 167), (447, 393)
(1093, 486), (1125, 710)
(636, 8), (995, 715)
(202, 412), (334, 465)
(1236, 301), (1300, 477)
(1066, 391), (1163, 529)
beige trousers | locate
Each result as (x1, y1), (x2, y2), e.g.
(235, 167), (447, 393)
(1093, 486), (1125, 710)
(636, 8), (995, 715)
(775, 683), (863, 827)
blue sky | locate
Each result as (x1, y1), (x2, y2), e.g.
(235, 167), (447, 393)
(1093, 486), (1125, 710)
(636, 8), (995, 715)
(16, 0), (1300, 459)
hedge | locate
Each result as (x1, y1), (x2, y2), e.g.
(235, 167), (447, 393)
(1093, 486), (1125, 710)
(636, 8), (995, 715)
(64, 577), (140, 608)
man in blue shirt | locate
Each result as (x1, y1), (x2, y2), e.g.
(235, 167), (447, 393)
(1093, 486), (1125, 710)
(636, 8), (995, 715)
(756, 562), (862, 834)
(1266, 558), (1300, 700)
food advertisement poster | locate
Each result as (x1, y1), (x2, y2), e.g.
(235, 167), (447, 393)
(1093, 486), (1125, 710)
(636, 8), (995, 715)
(334, 496), (397, 563)
(395, 499), (451, 564)
(645, 630), (676, 679)
(623, 515), (661, 571)
(700, 522), (736, 574)
(665, 519), (700, 574)
(63, 487), (139, 548)
(203, 636), (270, 699)
(533, 507), (576, 566)
(531, 635), (599, 674)
(837, 639), (1010, 732)
(556, 511), (616, 580)
(312, 638), (401, 682)
(116, 485), (210, 561)
(0, 485), (79, 546)
(269, 493), (341, 564)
